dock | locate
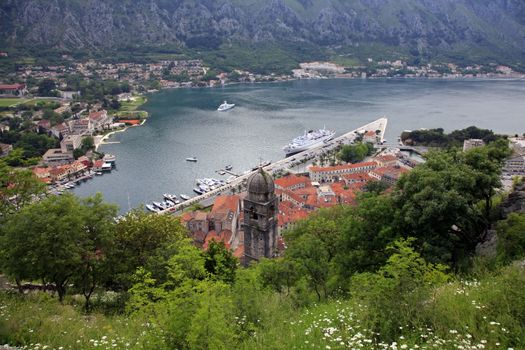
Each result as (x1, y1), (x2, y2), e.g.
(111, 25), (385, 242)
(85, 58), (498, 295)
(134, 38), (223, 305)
(158, 117), (388, 215)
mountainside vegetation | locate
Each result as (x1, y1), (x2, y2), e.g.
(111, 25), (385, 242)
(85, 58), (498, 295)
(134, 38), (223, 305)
(1, 136), (525, 349)
(1, 0), (525, 69)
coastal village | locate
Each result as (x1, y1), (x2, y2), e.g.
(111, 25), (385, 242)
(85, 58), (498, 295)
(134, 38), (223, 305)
(1, 52), (525, 261)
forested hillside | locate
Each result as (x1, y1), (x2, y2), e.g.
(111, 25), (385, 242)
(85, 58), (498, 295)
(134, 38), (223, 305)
(1, 0), (525, 64)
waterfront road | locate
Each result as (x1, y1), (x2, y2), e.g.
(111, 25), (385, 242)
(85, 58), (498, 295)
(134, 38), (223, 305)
(158, 117), (388, 215)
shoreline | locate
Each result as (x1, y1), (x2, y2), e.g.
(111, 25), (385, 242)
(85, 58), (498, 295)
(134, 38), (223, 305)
(95, 98), (149, 151)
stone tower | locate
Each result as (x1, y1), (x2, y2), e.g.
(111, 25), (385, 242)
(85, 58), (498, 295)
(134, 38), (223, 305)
(243, 168), (278, 265)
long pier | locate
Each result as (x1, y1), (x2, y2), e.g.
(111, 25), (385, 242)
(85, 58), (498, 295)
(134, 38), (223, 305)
(158, 117), (388, 215)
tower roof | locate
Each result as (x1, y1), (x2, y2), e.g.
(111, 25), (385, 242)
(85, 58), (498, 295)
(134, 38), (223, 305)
(247, 168), (275, 195)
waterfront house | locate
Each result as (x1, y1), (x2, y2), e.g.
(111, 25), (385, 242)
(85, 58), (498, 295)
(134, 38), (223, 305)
(50, 123), (70, 139)
(42, 148), (74, 165)
(32, 167), (52, 183)
(89, 110), (111, 131)
(60, 135), (82, 153)
(70, 118), (93, 135)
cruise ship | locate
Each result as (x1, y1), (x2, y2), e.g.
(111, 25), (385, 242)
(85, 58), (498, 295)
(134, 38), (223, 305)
(283, 128), (336, 156)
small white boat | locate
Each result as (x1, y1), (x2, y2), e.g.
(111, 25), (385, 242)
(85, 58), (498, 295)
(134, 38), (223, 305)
(193, 188), (204, 195)
(186, 157), (197, 162)
(146, 204), (159, 213)
(164, 193), (177, 201)
(217, 101), (235, 111)
(180, 194), (190, 201)
(218, 171), (226, 175)
(225, 165), (233, 171)
(153, 201), (165, 210)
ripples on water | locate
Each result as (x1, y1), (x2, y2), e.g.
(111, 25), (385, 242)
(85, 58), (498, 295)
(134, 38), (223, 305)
(73, 79), (525, 212)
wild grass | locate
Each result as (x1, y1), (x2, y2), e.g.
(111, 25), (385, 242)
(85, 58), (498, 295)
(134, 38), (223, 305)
(1, 264), (523, 349)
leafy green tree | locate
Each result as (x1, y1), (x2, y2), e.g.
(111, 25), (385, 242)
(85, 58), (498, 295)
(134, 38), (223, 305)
(186, 280), (238, 350)
(0, 160), (44, 218)
(110, 209), (189, 290)
(497, 213), (525, 264)
(257, 257), (300, 295)
(394, 146), (506, 266)
(363, 180), (390, 194)
(350, 238), (450, 341)
(336, 194), (399, 283)
(38, 79), (57, 96)
(1, 193), (117, 302)
(203, 240), (238, 284)
(14, 132), (58, 158)
(338, 142), (371, 163)
(284, 231), (331, 300)
(71, 193), (118, 310)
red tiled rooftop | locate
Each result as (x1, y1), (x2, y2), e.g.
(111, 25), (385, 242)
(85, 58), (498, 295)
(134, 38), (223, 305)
(275, 175), (311, 189)
(211, 195), (239, 216)
(309, 161), (377, 173)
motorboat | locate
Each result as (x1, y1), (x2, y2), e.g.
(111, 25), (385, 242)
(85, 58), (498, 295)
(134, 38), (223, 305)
(193, 188), (204, 195)
(180, 194), (191, 200)
(153, 201), (165, 210)
(186, 157), (197, 162)
(217, 101), (235, 111)
(146, 204), (159, 213)
(163, 193), (177, 201)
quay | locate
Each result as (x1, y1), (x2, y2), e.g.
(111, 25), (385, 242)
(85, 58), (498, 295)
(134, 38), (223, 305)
(158, 117), (388, 215)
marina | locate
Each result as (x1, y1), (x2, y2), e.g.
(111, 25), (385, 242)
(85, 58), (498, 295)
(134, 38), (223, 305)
(72, 79), (525, 213)
(156, 117), (387, 215)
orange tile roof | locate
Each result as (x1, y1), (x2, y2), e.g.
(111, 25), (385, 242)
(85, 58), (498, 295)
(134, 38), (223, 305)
(275, 175), (311, 189)
(180, 212), (194, 224)
(309, 161), (377, 173)
(89, 110), (107, 121)
(32, 167), (50, 177)
(342, 173), (371, 182)
(211, 195), (239, 216)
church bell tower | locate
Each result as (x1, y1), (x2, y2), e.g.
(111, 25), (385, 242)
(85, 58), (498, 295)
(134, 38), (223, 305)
(243, 168), (278, 265)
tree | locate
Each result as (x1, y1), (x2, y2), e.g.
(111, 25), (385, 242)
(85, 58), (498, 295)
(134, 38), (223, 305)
(186, 280), (238, 350)
(203, 240), (238, 284)
(363, 180), (390, 194)
(72, 193), (118, 310)
(38, 79), (57, 96)
(109, 209), (189, 290)
(338, 142), (370, 163)
(0, 160), (44, 218)
(350, 238), (450, 342)
(394, 146), (506, 266)
(496, 213), (525, 264)
(1, 193), (117, 302)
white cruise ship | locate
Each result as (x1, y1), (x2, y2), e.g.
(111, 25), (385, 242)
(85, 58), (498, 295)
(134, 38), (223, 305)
(283, 128), (336, 155)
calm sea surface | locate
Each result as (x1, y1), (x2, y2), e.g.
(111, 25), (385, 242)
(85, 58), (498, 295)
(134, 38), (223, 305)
(73, 79), (525, 213)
